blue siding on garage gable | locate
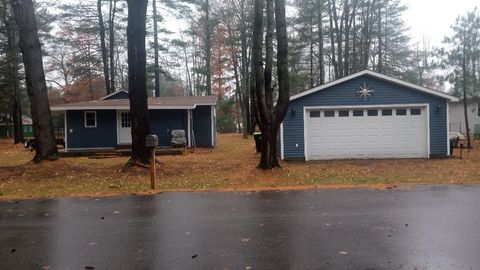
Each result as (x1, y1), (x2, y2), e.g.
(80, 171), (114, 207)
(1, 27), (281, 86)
(193, 105), (213, 147)
(283, 74), (449, 159)
(66, 110), (117, 149)
(103, 91), (129, 100)
(150, 109), (188, 147)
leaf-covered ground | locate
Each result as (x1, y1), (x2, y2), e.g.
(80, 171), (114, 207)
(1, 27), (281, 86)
(0, 134), (478, 199)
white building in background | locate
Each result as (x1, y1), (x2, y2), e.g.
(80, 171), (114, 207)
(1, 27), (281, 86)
(449, 99), (480, 136)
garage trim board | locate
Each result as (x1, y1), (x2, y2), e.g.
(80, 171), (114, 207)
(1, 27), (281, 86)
(303, 103), (430, 161)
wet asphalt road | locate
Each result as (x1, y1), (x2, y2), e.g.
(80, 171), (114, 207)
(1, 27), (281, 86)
(1, 186), (480, 270)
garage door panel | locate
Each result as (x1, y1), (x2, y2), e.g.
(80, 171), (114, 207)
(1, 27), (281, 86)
(306, 107), (428, 160)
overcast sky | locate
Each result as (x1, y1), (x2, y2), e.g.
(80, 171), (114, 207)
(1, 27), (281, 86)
(162, 0), (479, 49)
(403, 0), (479, 48)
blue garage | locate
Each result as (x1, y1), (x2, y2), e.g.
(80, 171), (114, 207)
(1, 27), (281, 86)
(280, 70), (458, 161)
(51, 91), (217, 151)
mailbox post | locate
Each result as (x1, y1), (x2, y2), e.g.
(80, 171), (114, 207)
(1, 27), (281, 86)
(146, 134), (159, 189)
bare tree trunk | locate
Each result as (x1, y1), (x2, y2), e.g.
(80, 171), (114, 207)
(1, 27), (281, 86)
(240, 0), (251, 136)
(125, 0), (151, 167)
(376, 2), (383, 73)
(344, 0), (356, 76)
(327, 0), (338, 78)
(152, 0), (160, 97)
(264, 0), (273, 110)
(309, 25), (314, 88)
(183, 41), (193, 96)
(3, 0), (23, 143)
(97, 0), (111, 94)
(317, 1), (325, 84)
(109, 0), (117, 93)
(12, 99), (23, 143)
(272, 0), (290, 163)
(462, 29), (471, 149)
(205, 0), (212, 95)
(253, 0), (290, 169)
(249, 57), (258, 133)
(11, 0), (58, 162)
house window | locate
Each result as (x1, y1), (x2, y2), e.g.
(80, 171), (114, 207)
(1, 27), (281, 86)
(121, 112), (132, 127)
(396, 108), (407, 116)
(310, 111), (320, 118)
(367, 109), (378, 116)
(324, 111), (335, 117)
(410, 108), (422, 115)
(84, 111), (97, 128)
(353, 110), (364, 117)
(382, 109), (393, 116)
(339, 110), (349, 117)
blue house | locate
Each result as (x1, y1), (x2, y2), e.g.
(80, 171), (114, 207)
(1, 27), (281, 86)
(280, 70), (458, 161)
(51, 91), (218, 151)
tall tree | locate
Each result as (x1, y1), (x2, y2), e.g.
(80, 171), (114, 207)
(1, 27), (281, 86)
(2, 0), (23, 143)
(252, 0), (290, 169)
(108, 0), (116, 93)
(11, 0), (58, 162)
(152, 0), (160, 97)
(442, 9), (480, 147)
(125, 0), (151, 167)
(97, 0), (111, 94)
(204, 0), (213, 95)
(462, 28), (471, 149)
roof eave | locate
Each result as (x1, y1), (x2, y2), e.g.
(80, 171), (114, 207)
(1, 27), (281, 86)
(51, 105), (197, 111)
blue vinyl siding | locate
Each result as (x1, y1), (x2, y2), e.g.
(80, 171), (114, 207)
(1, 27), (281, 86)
(149, 109), (188, 147)
(66, 106), (215, 149)
(193, 105), (213, 147)
(66, 110), (117, 149)
(283, 74), (449, 159)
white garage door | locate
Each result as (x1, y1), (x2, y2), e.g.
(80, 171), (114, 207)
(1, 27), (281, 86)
(306, 106), (428, 160)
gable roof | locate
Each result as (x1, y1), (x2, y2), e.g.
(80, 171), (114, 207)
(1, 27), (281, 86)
(290, 70), (459, 102)
(100, 90), (129, 100)
(51, 95), (218, 111)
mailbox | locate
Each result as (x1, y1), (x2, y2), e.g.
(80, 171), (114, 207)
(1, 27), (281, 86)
(145, 134), (159, 147)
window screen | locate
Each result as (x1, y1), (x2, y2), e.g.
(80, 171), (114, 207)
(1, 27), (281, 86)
(410, 108), (421, 115)
(339, 110), (349, 117)
(396, 109), (407, 116)
(382, 109), (392, 116)
(324, 111), (335, 117)
(84, 112), (96, 128)
(310, 111), (320, 118)
(367, 109), (378, 116)
(353, 110), (364, 117)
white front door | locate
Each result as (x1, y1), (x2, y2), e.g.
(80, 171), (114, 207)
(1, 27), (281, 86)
(117, 111), (132, 144)
(306, 106), (428, 160)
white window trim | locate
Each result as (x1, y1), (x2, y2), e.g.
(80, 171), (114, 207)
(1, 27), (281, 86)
(120, 111), (132, 128)
(84, 111), (97, 128)
(303, 103), (431, 161)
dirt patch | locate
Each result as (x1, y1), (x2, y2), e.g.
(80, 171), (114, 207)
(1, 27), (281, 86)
(0, 135), (478, 200)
